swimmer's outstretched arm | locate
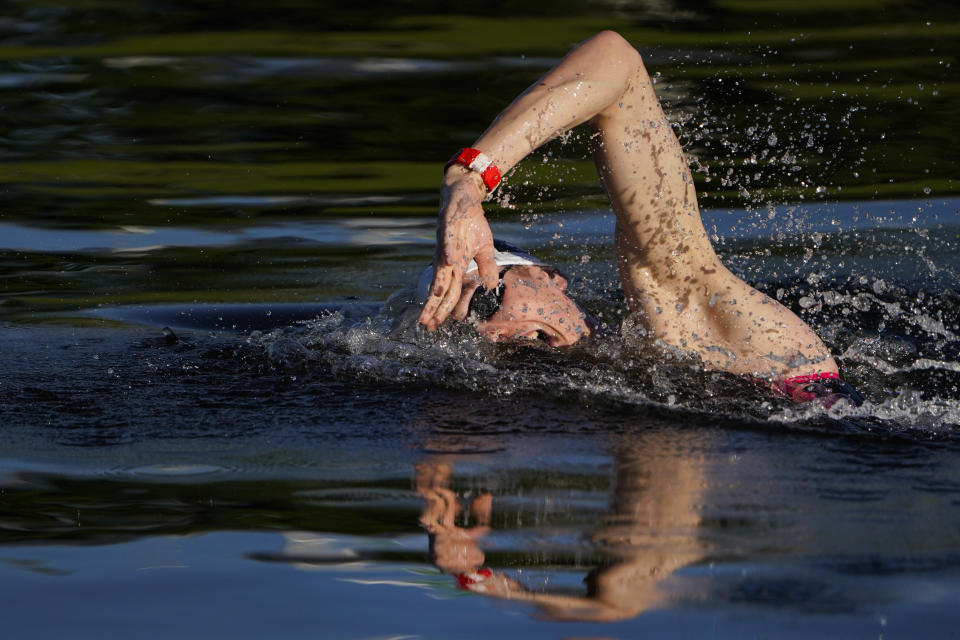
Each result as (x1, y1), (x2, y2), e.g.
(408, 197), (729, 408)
(420, 31), (837, 379)
(419, 31), (643, 331)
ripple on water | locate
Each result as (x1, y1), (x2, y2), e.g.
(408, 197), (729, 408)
(111, 463), (236, 479)
(294, 488), (418, 508)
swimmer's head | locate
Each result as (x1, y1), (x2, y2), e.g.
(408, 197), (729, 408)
(417, 241), (591, 347)
(465, 264), (590, 347)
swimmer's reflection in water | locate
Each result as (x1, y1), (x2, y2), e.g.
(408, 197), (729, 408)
(414, 434), (705, 622)
(414, 30), (864, 406)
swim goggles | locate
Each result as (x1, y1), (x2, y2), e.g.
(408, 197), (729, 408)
(467, 266), (514, 320)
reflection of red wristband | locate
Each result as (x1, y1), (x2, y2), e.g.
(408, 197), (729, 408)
(445, 148), (502, 193)
(454, 568), (492, 590)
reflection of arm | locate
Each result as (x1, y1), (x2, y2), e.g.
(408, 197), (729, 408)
(415, 461), (491, 575)
(460, 570), (664, 622)
(461, 435), (706, 623)
(415, 434), (706, 623)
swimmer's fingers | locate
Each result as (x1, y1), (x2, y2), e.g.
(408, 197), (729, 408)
(474, 247), (499, 292)
(417, 267), (448, 329)
(452, 280), (482, 322)
(433, 268), (464, 327)
(418, 265), (462, 330)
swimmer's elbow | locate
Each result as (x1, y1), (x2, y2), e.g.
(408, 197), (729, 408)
(589, 30), (642, 64)
(591, 30), (630, 49)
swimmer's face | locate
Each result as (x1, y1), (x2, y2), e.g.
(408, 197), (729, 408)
(454, 265), (590, 347)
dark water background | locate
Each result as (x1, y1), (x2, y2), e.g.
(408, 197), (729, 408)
(2, 1), (960, 637)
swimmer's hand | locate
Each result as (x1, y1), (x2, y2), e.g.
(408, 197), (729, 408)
(419, 166), (499, 331)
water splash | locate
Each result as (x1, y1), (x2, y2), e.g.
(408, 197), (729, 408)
(250, 275), (960, 438)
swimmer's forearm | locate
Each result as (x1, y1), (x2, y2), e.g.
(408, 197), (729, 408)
(423, 31), (644, 330)
(470, 31), (642, 176)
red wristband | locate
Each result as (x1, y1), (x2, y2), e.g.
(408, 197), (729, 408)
(454, 568), (492, 590)
(445, 148), (502, 193)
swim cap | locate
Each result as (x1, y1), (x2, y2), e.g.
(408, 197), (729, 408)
(416, 239), (547, 303)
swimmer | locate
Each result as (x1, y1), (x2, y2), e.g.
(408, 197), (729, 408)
(418, 31), (862, 404)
